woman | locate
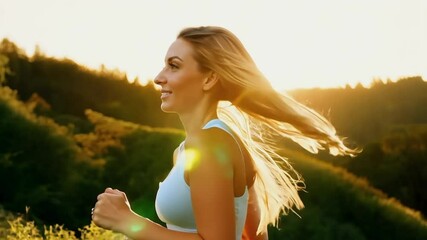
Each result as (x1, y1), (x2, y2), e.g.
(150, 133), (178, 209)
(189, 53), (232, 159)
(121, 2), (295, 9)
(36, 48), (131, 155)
(92, 26), (357, 240)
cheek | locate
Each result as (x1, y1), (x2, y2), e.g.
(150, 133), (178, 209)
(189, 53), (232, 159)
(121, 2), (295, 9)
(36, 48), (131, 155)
(174, 74), (203, 100)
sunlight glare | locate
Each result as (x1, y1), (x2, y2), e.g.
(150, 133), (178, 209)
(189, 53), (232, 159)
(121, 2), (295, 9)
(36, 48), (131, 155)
(130, 224), (144, 233)
(213, 145), (233, 178)
(184, 148), (201, 171)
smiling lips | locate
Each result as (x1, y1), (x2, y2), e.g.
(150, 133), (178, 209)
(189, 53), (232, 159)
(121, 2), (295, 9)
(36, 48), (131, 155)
(161, 90), (172, 99)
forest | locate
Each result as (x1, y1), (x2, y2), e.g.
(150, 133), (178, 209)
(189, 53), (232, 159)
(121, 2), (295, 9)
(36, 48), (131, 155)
(0, 38), (426, 239)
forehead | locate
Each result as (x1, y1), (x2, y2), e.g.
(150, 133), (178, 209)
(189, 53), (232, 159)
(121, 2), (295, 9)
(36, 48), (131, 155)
(165, 38), (195, 60)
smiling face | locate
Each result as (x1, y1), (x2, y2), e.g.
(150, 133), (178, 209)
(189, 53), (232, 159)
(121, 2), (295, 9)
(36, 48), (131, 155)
(154, 38), (208, 114)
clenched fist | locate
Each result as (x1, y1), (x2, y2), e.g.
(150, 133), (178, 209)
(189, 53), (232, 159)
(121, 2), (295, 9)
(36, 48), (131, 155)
(92, 188), (133, 232)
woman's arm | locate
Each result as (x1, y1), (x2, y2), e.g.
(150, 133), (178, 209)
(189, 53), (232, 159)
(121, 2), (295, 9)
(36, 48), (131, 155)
(186, 129), (238, 240)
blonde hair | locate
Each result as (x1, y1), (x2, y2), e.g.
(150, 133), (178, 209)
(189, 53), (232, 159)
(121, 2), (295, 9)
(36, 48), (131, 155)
(178, 26), (358, 233)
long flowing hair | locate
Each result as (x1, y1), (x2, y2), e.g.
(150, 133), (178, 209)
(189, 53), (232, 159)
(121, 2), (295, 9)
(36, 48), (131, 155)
(178, 26), (359, 233)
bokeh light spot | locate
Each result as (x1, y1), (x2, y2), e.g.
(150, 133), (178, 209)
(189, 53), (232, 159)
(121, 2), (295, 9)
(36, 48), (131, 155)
(130, 223), (144, 233)
(185, 148), (201, 171)
(214, 146), (233, 178)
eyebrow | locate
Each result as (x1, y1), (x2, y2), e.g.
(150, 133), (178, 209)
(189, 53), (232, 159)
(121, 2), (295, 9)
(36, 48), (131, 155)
(166, 56), (183, 62)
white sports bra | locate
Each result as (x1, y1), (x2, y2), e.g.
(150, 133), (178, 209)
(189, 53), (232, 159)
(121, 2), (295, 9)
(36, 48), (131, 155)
(155, 119), (248, 239)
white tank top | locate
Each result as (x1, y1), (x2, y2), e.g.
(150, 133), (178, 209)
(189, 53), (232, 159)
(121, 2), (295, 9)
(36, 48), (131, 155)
(155, 119), (248, 239)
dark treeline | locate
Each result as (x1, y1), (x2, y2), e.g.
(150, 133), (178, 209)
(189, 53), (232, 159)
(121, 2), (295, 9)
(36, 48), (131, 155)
(2, 37), (426, 143)
(1, 39), (427, 239)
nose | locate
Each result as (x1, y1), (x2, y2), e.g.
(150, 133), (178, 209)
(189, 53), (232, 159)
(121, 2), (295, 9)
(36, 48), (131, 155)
(154, 69), (166, 86)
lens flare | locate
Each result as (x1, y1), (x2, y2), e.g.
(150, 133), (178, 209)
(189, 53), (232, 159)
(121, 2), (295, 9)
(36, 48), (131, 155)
(130, 223), (145, 233)
(213, 146), (233, 178)
(184, 148), (201, 171)
(214, 146), (228, 164)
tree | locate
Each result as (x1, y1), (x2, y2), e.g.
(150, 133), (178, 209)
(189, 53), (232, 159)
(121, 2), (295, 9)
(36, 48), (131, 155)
(0, 54), (12, 85)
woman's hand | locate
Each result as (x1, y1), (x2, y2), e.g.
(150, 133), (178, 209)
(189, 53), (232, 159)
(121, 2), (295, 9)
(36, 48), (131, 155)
(92, 187), (133, 233)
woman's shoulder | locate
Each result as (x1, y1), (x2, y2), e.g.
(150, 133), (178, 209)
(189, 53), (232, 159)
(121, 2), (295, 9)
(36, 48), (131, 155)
(186, 127), (241, 162)
(194, 126), (237, 146)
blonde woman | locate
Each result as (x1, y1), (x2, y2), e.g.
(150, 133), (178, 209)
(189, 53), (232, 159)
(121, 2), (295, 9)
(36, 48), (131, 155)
(92, 26), (357, 240)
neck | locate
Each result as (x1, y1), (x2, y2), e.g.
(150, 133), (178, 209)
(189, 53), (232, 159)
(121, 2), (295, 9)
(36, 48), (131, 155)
(178, 101), (218, 139)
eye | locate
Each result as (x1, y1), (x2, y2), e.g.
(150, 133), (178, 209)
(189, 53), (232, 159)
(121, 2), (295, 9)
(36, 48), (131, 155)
(168, 62), (179, 70)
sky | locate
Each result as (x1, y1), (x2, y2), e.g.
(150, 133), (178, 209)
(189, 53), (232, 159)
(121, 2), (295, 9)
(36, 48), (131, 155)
(0, 0), (426, 91)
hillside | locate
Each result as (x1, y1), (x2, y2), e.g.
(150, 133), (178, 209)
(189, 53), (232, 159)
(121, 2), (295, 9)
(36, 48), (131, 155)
(1, 83), (427, 239)
(1, 40), (427, 239)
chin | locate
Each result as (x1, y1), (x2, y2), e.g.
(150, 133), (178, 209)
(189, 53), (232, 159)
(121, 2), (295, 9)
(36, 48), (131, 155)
(160, 104), (175, 113)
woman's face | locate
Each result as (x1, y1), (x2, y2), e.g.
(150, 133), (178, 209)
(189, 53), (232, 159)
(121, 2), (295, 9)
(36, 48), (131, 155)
(154, 38), (207, 113)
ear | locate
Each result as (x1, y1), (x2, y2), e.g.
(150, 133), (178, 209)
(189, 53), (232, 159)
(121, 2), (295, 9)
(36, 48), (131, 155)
(202, 72), (219, 91)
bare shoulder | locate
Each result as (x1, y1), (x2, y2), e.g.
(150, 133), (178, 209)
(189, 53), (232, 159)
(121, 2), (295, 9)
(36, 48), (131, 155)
(187, 127), (240, 161)
(187, 126), (256, 187)
(183, 127), (243, 181)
